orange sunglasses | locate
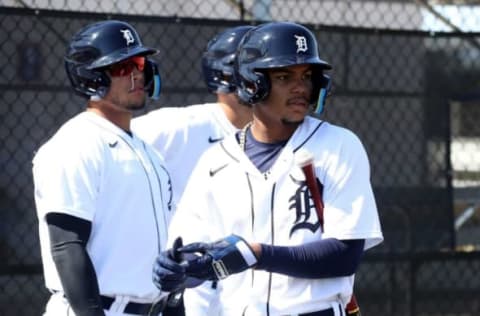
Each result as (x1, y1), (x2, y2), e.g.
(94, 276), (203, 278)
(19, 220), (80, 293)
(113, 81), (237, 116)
(109, 56), (145, 77)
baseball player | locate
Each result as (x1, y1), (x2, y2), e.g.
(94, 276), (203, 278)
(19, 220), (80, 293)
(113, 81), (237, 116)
(132, 25), (254, 316)
(32, 20), (172, 316)
(154, 22), (383, 316)
(132, 25), (253, 204)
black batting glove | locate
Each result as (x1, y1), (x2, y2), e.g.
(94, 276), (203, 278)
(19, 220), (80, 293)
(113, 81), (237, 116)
(179, 234), (258, 281)
(152, 237), (186, 292)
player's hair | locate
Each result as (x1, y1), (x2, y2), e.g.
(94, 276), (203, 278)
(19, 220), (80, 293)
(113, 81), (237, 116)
(64, 20), (161, 99)
(234, 22), (331, 108)
(202, 25), (254, 94)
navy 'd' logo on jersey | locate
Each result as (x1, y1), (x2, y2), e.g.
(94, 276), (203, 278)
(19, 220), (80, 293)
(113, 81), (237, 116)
(288, 175), (321, 237)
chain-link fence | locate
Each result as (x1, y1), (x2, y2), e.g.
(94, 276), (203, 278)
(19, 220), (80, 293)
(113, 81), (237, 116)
(1, 1), (480, 315)
(5, 0), (480, 32)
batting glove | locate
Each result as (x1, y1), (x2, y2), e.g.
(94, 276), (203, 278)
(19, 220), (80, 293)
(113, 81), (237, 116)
(179, 234), (258, 281)
(152, 237), (187, 292)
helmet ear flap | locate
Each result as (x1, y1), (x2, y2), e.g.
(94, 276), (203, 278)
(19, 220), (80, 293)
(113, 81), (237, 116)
(64, 59), (110, 99)
(144, 58), (161, 100)
(236, 70), (270, 104)
(313, 74), (332, 115)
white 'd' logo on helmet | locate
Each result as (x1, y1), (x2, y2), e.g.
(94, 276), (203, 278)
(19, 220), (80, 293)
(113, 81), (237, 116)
(294, 35), (308, 53)
(121, 29), (135, 45)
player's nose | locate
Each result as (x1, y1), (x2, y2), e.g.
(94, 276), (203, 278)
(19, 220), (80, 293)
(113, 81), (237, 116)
(291, 78), (311, 97)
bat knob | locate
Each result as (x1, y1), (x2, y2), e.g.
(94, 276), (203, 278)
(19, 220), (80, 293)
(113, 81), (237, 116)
(295, 149), (314, 168)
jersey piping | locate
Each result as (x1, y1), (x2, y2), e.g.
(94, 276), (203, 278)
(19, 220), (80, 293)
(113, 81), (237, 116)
(293, 120), (324, 153)
(85, 114), (168, 253)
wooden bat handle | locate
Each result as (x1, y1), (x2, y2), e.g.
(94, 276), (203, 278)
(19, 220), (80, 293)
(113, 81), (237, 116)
(300, 163), (324, 231)
(296, 150), (361, 316)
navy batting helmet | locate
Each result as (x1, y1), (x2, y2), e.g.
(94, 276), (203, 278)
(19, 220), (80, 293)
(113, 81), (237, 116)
(65, 20), (161, 99)
(234, 22), (331, 108)
(202, 25), (254, 94)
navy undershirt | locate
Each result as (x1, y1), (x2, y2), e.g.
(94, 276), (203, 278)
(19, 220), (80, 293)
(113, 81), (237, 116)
(237, 127), (365, 278)
(242, 126), (287, 173)
(257, 239), (365, 278)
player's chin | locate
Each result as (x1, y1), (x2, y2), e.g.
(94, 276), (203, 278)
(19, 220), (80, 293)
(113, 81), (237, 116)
(282, 116), (304, 126)
(127, 98), (147, 111)
(287, 107), (309, 122)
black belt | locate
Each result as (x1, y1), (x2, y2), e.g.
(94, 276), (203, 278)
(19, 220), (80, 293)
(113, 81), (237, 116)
(100, 295), (166, 315)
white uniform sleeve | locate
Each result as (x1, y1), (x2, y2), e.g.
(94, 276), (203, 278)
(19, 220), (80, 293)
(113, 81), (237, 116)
(33, 136), (103, 222)
(132, 108), (189, 160)
(320, 131), (383, 250)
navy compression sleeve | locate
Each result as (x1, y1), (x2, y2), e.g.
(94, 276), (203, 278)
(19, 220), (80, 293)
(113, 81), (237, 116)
(46, 213), (104, 316)
(255, 239), (365, 278)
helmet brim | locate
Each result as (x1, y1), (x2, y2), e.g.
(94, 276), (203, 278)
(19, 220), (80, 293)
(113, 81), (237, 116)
(255, 55), (332, 71)
(87, 46), (159, 70)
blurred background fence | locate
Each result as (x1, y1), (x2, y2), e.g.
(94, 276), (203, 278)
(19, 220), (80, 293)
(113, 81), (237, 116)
(1, 0), (480, 315)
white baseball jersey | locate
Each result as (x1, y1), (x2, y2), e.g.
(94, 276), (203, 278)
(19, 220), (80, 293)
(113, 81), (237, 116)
(132, 103), (239, 204)
(169, 115), (384, 316)
(33, 112), (173, 303)
(132, 103), (239, 315)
